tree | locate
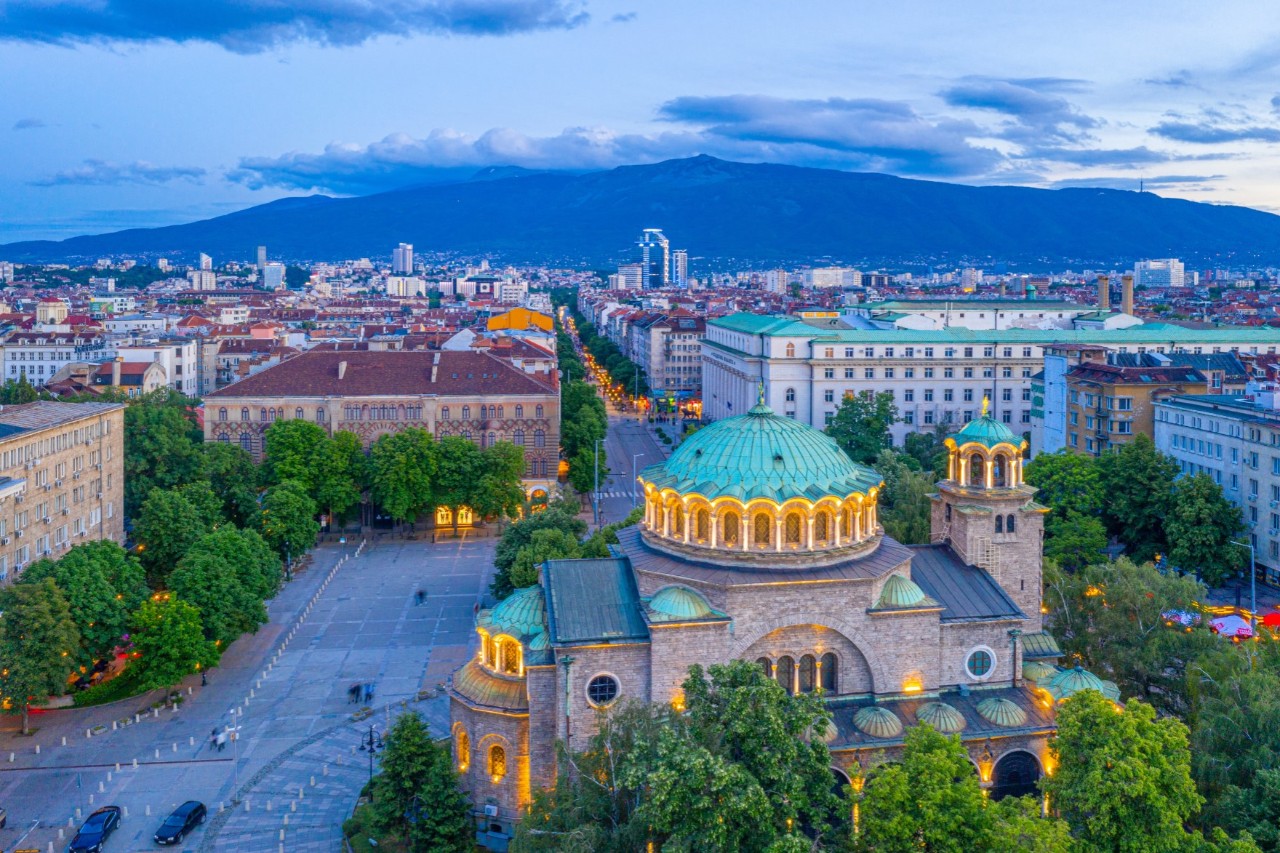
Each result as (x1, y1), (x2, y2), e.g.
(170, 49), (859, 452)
(874, 449), (934, 545)
(258, 480), (319, 563)
(184, 527), (282, 603)
(133, 484), (218, 587)
(491, 502), (588, 598)
(857, 725), (992, 853)
(1189, 641), (1280, 802)
(903, 427), (951, 480)
(368, 711), (472, 852)
(1099, 434), (1179, 561)
(370, 428), (438, 525)
(128, 596), (218, 695)
(0, 376), (43, 404)
(262, 419), (328, 492)
(1044, 691), (1203, 853)
(0, 578), (80, 734)
(1166, 473), (1244, 586)
(1024, 450), (1106, 521)
(1044, 511), (1108, 572)
(19, 541), (148, 664)
(509, 528), (582, 589)
(313, 430), (367, 525)
(986, 795), (1073, 853)
(469, 442), (527, 523)
(826, 392), (898, 465)
(581, 507), (645, 557)
(123, 389), (205, 518)
(169, 548), (265, 646)
(1210, 769), (1280, 851)
(567, 444), (608, 499)
(434, 436), (483, 531)
(202, 442), (260, 526)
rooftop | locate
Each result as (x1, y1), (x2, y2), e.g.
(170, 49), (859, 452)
(0, 401), (123, 435)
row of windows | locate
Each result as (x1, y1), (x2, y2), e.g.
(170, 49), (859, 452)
(820, 407), (1030, 427)
(758, 652), (839, 695)
(798, 344), (1039, 360)
(817, 365), (1035, 381)
(816, 387), (1032, 405)
(216, 403), (547, 424)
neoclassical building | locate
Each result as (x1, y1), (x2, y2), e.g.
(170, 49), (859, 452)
(450, 399), (1108, 849)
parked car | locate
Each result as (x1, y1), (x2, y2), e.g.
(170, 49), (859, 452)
(68, 805), (121, 852)
(0, 805), (7, 828)
(153, 800), (206, 845)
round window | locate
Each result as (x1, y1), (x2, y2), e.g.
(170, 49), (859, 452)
(586, 674), (620, 707)
(966, 649), (994, 679)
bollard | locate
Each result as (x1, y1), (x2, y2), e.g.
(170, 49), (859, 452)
(132, 758), (137, 768)
(34, 744), (40, 754)
(171, 704), (178, 713)
(48, 843), (54, 853)
(310, 775), (315, 787)
(98, 781), (104, 793)
(112, 721), (117, 731)
(68, 817), (74, 827)
(290, 800), (296, 812)
(122, 806), (128, 818)
(322, 764), (328, 776)
(245, 799), (251, 812)
(153, 708), (159, 718)
(250, 689), (255, 698)
(89, 794), (94, 805)
(63, 736), (68, 746)
(219, 802), (224, 813)
(172, 742), (178, 752)
(189, 736), (194, 747)
(283, 814), (289, 826)
(107, 772), (112, 781)
(154, 748), (160, 759)
(280, 830), (286, 841)
(298, 788), (304, 800)
(145, 804), (151, 816)
(266, 801), (272, 812)
(75, 808), (82, 820)
(135, 713), (141, 723)
(58, 828), (64, 840)
(8, 752), (13, 763)
(188, 686), (193, 695)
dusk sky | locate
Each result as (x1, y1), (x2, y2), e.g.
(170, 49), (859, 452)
(4, 1), (1280, 244)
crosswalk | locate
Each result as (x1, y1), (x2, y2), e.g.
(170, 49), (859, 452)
(595, 490), (636, 499)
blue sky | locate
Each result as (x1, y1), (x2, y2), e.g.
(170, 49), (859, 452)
(4, 0), (1280, 243)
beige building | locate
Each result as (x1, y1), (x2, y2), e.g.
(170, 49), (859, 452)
(204, 349), (560, 501)
(0, 401), (126, 583)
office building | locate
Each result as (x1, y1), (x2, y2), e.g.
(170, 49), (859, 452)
(198, 253), (213, 271)
(1133, 259), (1185, 289)
(187, 269), (217, 291)
(805, 267), (858, 289)
(262, 262), (286, 290)
(256, 246), (267, 271)
(638, 229), (670, 289)
(393, 243), (414, 275)
(616, 263), (645, 290)
(671, 250), (688, 288)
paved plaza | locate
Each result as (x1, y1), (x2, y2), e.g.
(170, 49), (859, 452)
(0, 533), (494, 853)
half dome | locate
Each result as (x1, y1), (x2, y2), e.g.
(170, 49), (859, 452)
(482, 585), (547, 638)
(1022, 661), (1058, 683)
(649, 586), (714, 621)
(854, 706), (904, 739)
(916, 702), (966, 733)
(876, 573), (928, 609)
(976, 697), (1028, 728)
(639, 402), (881, 504)
(1044, 665), (1112, 702)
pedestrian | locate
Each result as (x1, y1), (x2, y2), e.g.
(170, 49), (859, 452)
(363, 683), (374, 704)
(415, 589), (426, 606)
(201, 672), (208, 687)
(216, 730), (227, 752)
(349, 683), (360, 704)
(209, 729), (218, 749)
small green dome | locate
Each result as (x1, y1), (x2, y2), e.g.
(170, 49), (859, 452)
(952, 414), (1024, 450)
(1022, 661), (1058, 683)
(854, 706), (904, 739)
(976, 697), (1029, 728)
(528, 631), (550, 651)
(876, 573), (927, 608)
(649, 586), (713, 621)
(483, 585), (547, 637)
(916, 702), (966, 733)
(640, 402), (881, 504)
(1045, 665), (1114, 702)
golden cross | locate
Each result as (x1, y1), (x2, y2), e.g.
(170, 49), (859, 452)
(981, 395), (990, 417)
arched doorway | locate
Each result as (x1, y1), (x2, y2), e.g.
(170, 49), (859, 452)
(991, 751), (1042, 800)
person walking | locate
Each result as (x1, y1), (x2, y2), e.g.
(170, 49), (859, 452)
(415, 589), (426, 606)
(215, 729), (227, 752)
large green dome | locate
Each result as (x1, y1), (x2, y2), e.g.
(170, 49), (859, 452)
(640, 402), (881, 503)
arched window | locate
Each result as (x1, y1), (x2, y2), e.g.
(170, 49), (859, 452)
(489, 745), (506, 783)
(969, 454), (985, 487)
(815, 511), (830, 543)
(218, 407), (227, 422)
(398, 405), (406, 420)
(534, 429), (545, 447)
(757, 656), (772, 677)
(456, 728), (470, 771)
(776, 655), (795, 695)
(441, 406), (450, 420)
(362, 405), (369, 420)
(462, 405), (471, 420)
(722, 512), (740, 546)
(785, 387), (796, 402)
(695, 508), (709, 540)
(820, 652), (838, 693)
(462, 430), (471, 440)
(513, 429), (525, 445)
(798, 655), (817, 694)
(754, 513), (772, 547)
(240, 407), (249, 422)
(217, 434), (229, 443)
(496, 637), (520, 674)
(1006, 514), (1016, 533)
(240, 433), (252, 452)
(487, 431), (496, 447)
(785, 512), (802, 545)
(536, 404), (544, 418)
(295, 407), (304, 420)
(785, 342), (796, 358)
(842, 508), (852, 538)
(993, 454), (1007, 487)
(995, 515), (1004, 534)
(671, 507), (685, 537)
(260, 408), (267, 421)
(482, 633), (495, 667)
(515, 404), (524, 418)
(316, 408), (325, 422)
(269, 408), (277, 421)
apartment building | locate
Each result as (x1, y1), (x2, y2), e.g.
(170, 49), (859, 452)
(0, 401), (126, 583)
(1061, 356), (1208, 456)
(116, 338), (200, 397)
(2, 329), (110, 386)
(701, 313), (1280, 445)
(627, 311), (705, 397)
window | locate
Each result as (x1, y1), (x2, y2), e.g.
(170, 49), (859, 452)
(820, 652), (837, 692)
(218, 407), (227, 422)
(798, 654), (817, 694)
(295, 407), (304, 420)
(824, 390), (834, 403)
(784, 512), (802, 545)
(456, 729), (470, 771)
(924, 368), (934, 379)
(240, 407), (249, 422)
(785, 388), (796, 403)
(515, 404), (524, 418)
(963, 389), (974, 402)
(944, 389), (953, 402)
(924, 389), (934, 402)
(722, 512), (740, 545)
(240, 434), (252, 452)
(996, 515), (1004, 534)
(587, 674), (621, 707)
(757, 656), (773, 677)
(754, 513), (771, 547)
(462, 405), (471, 420)
(534, 430), (545, 447)
(904, 390), (914, 402)
(1006, 514), (1016, 533)
(441, 406), (450, 420)
(966, 648), (994, 680)
(489, 745), (507, 782)
(776, 655), (795, 695)
(824, 368), (835, 379)
(695, 509), (709, 540)
(785, 342), (796, 358)
(513, 429), (525, 445)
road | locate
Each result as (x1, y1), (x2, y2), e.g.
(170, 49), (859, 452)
(592, 412), (676, 528)
(0, 535), (495, 853)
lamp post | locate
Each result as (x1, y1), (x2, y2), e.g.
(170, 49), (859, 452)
(359, 724), (384, 800)
(1231, 539), (1257, 634)
(632, 452), (642, 507)
(227, 708), (242, 795)
(593, 438), (603, 529)
(1007, 628), (1022, 688)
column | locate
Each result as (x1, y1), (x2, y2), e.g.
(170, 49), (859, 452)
(662, 504), (671, 537)
(682, 507), (692, 545)
(775, 514), (784, 552)
(807, 513), (816, 549)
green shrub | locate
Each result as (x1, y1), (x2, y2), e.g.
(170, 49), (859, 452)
(71, 668), (144, 708)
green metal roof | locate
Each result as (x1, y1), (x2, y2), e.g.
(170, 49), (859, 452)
(709, 314), (801, 335)
(1021, 632), (1063, 660)
(543, 557), (649, 645)
(976, 697), (1029, 728)
(1023, 661), (1058, 683)
(853, 706), (904, 739)
(450, 660), (529, 713)
(647, 585), (717, 622)
(640, 402), (881, 503)
(952, 414), (1023, 449)
(916, 701), (967, 733)
(478, 584), (547, 639)
(864, 300), (1089, 311)
(1044, 665), (1121, 702)
(875, 573), (931, 609)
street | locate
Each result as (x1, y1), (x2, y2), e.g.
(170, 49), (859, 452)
(0, 535), (496, 853)
(593, 412), (674, 528)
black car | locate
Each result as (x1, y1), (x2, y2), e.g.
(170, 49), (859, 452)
(153, 800), (206, 845)
(68, 805), (121, 852)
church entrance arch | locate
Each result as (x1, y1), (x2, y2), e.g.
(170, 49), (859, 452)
(991, 750), (1042, 800)
(738, 624), (877, 696)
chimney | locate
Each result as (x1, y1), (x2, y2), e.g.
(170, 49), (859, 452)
(338, 360), (347, 380)
(1097, 275), (1110, 311)
(999, 280), (1007, 298)
(1122, 274), (1134, 315)
(112, 356), (122, 387)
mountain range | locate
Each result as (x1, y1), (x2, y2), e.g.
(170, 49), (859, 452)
(6, 156), (1280, 267)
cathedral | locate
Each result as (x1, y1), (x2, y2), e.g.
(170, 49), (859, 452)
(449, 399), (1115, 848)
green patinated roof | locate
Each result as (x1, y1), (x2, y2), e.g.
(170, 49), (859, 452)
(916, 701), (967, 733)
(863, 300), (1090, 312)
(1022, 661), (1058, 683)
(479, 585), (547, 638)
(1044, 665), (1121, 702)
(648, 586), (716, 622)
(451, 660), (528, 712)
(875, 573), (931, 609)
(1021, 632), (1063, 660)
(640, 402), (881, 503)
(853, 706), (904, 739)
(952, 414), (1024, 449)
(976, 697), (1029, 728)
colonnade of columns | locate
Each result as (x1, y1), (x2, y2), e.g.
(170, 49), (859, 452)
(947, 445), (1024, 489)
(642, 492), (879, 553)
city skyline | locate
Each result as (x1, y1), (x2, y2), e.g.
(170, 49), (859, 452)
(6, 2), (1280, 245)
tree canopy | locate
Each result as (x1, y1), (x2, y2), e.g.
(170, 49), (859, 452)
(826, 392), (898, 465)
(367, 711), (472, 852)
(0, 578), (80, 734)
(129, 595), (218, 693)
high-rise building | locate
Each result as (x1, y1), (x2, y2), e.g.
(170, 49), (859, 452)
(1133, 259), (1185, 289)
(638, 229), (669, 289)
(262, 262), (286, 290)
(393, 243), (414, 275)
(617, 264), (645, 290)
(671, 250), (688, 288)
(256, 246), (267, 271)
(198, 253), (212, 271)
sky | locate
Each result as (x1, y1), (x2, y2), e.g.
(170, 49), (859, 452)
(4, 0), (1280, 244)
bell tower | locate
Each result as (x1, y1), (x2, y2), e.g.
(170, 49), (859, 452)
(930, 401), (1045, 630)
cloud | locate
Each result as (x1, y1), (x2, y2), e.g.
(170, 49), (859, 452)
(12, 117), (45, 130)
(0, 0), (589, 53)
(1026, 146), (1176, 166)
(610, 12), (636, 23)
(1048, 174), (1225, 190)
(1144, 70), (1198, 89)
(31, 160), (207, 186)
(938, 76), (1098, 147)
(1151, 120), (1280, 143)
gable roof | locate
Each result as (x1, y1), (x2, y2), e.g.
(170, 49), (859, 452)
(907, 544), (1025, 623)
(542, 557), (649, 645)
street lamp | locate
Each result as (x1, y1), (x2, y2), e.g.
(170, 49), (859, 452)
(359, 724), (385, 800)
(227, 708), (242, 795)
(593, 438), (603, 529)
(1231, 540), (1257, 634)
(632, 452), (642, 507)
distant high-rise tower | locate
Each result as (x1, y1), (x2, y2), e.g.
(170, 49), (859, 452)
(198, 253), (212, 271)
(671, 250), (688, 288)
(638, 229), (670, 289)
(256, 245), (267, 271)
(262, 262), (286, 290)
(1133, 259), (1184, 289)
(393, 243), (414, 275)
